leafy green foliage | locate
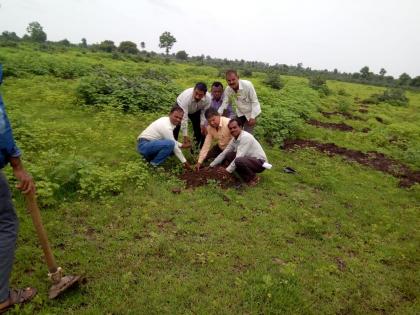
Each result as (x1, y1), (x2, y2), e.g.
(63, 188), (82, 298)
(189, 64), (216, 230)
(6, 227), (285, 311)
(309, 75), (330, 96)
(25, 21), (47, 42)
(366, 88), (409, 106)
(118, 41), (139, 54)
(77, 70), (181, 112)
(263, 71), (283, 89)
(159, 31), (176, 55)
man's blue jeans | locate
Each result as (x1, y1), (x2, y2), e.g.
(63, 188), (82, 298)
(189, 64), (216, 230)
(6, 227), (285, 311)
(137, 139), (175, 166)
(0, 172), (18, 302)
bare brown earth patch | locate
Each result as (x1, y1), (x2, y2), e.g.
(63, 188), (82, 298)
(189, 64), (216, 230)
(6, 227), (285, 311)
(283, 139), (420, 188)
(179, 166), (240, 189)
(307, 119), (354, 131)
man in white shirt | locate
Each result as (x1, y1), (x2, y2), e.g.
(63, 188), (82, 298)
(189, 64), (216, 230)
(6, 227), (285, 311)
(137, 104), (191, 168)
(210, 118), (269, 186)
(217, 69), (261, 134)
(173, 82), (211, 148)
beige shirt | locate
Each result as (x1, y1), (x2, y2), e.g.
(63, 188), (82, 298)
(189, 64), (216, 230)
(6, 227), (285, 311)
(176, 88), (211, 137)
(138, 116), (186, 163)
(198, 116), (232, 164)
(210, 130), (267, 173)
(218, 79), (261, 120)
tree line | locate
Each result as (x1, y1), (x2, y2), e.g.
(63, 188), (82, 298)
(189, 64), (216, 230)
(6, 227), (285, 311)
(1, 22), (419, 89)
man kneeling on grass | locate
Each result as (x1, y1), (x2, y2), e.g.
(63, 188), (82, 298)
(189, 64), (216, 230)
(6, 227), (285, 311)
(195, 108), (232, 171)
(137, 104), (191, 169)
(209, 117), (271, 186)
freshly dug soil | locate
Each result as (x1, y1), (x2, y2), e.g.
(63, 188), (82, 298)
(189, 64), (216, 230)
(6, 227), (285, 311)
(283, 139), (420, 188)
(321, 111), (364, 121)
(307, 119), (354, 131)
(179, 166), (240, 189)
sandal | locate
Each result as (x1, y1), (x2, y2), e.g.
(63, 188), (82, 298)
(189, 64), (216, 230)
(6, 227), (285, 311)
(0, 287), (37, 314)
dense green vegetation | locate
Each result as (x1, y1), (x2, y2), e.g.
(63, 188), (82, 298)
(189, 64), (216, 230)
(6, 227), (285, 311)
(0, 43), (419, 314)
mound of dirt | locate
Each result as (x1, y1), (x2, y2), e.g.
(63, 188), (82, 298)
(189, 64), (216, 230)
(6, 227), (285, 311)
(307, 119), (354, 131)
(179, 166), (240, 189)
(283, 139), (420, 188)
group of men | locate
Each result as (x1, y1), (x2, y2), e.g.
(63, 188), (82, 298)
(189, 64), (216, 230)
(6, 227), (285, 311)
(0, 67), (270, 312)
(137, 69), (271, 186)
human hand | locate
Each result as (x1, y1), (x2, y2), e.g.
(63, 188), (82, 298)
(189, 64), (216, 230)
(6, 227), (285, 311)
(183, 162), (192, 171)
(13, 169), (35, 194)
(200, 126), (207, 136)
(248, 118), (256, 126)
(195, 163), (202, 172)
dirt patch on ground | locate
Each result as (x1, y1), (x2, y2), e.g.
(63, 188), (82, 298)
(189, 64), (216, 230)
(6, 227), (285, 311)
(283, 139), (420, 188)
(179, 166), (240, 189)
(307, 119), (354, 131)
(321, 111), (364, 121)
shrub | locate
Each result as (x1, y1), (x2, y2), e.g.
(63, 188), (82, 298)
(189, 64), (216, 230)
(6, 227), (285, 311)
(77, 70), (181, 112)
(242, 69), (253, 77)
(256, 107), (304, 146)
(263, 72), (283, 90)
(309, 75), (330, 96)
(364, 88), (409, 106)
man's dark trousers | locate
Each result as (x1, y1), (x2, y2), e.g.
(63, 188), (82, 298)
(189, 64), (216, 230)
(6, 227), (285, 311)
(173, 111), (204, 148)
(0, 172), (18, 302)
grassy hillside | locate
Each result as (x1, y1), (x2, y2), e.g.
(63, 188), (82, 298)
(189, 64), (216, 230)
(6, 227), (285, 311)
(0, 44), (419, 314)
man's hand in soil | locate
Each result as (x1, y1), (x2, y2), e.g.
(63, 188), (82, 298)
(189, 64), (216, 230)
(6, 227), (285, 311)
(183, 162), (192, 171)
(194, 163), (202, 172)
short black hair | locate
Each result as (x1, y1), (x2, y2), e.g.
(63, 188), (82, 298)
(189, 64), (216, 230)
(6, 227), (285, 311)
(211, 81), (223, 89)
(228, 117), (243, 128)
(225, 69), (238, 77)
(204, 107), (220, 120)
(194, 82), (207, 93)
(170, 103), (184, 114)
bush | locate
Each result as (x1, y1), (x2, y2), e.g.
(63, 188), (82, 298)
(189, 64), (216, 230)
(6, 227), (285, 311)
(365, 88), (409, 106)
(77, 70), (181, 112)
(242, 69), (253, 77)
(309, 75), (330, 96)
(263, 72), (283, 90)
(256, 107), (304, 146)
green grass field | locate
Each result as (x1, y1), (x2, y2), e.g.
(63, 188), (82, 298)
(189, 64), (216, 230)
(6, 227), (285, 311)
(0, 45), (419, 314)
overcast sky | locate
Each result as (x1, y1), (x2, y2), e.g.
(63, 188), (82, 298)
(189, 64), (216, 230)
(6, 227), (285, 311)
(1, 0), (419, 77)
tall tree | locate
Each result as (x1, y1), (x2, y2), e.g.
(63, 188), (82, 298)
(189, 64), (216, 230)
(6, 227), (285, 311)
(80, 38), (88, 48)
(118, 41), (139, 54)
(98, 40), (116, 53)
(398, 73), (411, 86)
(140, 41), (145, 49)
(379, 68), (387, 76)
(176, 50), (188, 60)
(26, 21), (47, 42)
(159, 31), (176, 55)
(1, 31), (20, 41)
(360, 66), (370, 79)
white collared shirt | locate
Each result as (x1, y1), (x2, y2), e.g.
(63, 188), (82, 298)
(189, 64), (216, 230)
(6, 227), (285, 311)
(176, 88), (211, 136)
(210, 130), (267, 173)
(138, 116), (186, 163)
(218, 79), (261, 120)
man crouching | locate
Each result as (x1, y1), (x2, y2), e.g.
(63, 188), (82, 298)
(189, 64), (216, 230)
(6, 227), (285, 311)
(137, 104), (191, 169)
(209, 117), (270, 186)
